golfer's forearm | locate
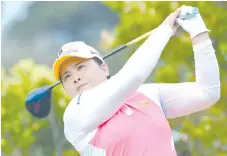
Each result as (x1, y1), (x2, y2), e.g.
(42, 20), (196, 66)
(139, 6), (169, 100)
(64, 25), (173, 132)
(122, 25), (172, 79)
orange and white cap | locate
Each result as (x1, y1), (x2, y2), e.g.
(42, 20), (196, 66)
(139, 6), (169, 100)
(53, 41), (104, 80)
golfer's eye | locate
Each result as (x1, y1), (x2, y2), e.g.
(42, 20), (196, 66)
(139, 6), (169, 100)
(77, 65), (85, 71)
(63, 74), (71, 81)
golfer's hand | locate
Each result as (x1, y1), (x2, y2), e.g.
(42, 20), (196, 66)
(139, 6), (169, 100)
(161, 7), (181, 35)
(176, 6), (210, 39)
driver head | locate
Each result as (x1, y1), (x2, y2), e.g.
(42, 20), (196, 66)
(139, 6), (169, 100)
(25, 86), (51, 118)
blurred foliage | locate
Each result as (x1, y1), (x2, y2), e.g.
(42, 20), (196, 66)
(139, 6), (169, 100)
(1, 59), (77, 155)
(1, 1), (227, 156)
(104, 1), (227, 155)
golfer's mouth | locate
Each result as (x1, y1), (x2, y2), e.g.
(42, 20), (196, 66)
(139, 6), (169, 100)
(77, 83), (88, 91)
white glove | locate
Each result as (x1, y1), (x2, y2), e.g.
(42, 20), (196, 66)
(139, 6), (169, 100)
(176, 6), (210, 39)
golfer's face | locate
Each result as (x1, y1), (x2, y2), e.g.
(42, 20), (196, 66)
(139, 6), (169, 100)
(60, 57), (109, 98)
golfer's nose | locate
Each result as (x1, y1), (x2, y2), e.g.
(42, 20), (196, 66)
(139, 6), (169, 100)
(73, 77), (81, 84)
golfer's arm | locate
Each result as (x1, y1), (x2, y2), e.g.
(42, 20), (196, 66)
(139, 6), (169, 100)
(64, 25), (173, 132)
(145, 35), (220, 119)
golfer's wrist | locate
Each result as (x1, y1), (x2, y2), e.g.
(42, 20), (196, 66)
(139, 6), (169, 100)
(192, 32), (210, 45)
(192, 38), (212, 52)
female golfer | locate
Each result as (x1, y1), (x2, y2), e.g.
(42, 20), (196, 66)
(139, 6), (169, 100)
(52, 6), (220, 156)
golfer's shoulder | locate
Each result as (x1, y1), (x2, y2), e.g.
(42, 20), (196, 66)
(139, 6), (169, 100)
(63, 94), (83, 117)
(63, 94), (95, 150)
(63, 93), (89, 143)
(63, 92), (94, 122)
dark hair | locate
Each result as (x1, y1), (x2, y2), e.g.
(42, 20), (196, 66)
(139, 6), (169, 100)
(92, 57), (110, 79)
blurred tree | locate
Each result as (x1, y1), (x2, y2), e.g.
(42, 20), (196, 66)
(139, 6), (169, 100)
(104, 1), (227, 155)
(1, 59), (79, 155)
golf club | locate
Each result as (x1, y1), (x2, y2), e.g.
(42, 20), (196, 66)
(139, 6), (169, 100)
(25, 8), (199, 119)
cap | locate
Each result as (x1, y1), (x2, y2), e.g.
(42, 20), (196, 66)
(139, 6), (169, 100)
(53, 41), (104, 80)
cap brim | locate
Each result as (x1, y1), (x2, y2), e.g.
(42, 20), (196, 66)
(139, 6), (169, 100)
(53, 52), (94, 80)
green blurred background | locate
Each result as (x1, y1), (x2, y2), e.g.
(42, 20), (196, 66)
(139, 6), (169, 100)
(1, 1), (227, 156)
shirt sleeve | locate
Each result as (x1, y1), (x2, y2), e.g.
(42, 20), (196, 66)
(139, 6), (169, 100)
(139, 39), (221, 119)
(63, 25), (173, 142)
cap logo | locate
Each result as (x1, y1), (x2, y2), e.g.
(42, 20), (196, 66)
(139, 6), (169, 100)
(57, 49), (79, 58)
(56, 42), (100, 59)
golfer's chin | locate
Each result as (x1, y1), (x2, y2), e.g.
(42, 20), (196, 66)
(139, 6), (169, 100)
(73, 84), (91, 97)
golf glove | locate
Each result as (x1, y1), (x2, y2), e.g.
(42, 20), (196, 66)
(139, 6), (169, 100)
(176, 6), (210, 39)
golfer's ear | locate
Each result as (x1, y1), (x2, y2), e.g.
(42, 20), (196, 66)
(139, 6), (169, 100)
(101, 63), (110, 77)
(59, 77), (65, 89)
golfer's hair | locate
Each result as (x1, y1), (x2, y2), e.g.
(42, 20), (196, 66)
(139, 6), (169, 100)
(92, 57), (111, 79)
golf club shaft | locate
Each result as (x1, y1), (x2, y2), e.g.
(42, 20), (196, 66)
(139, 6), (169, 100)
(103, 28), (156, 59)
(50, 81), (61, 88)
(53, 28), (156, 87)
